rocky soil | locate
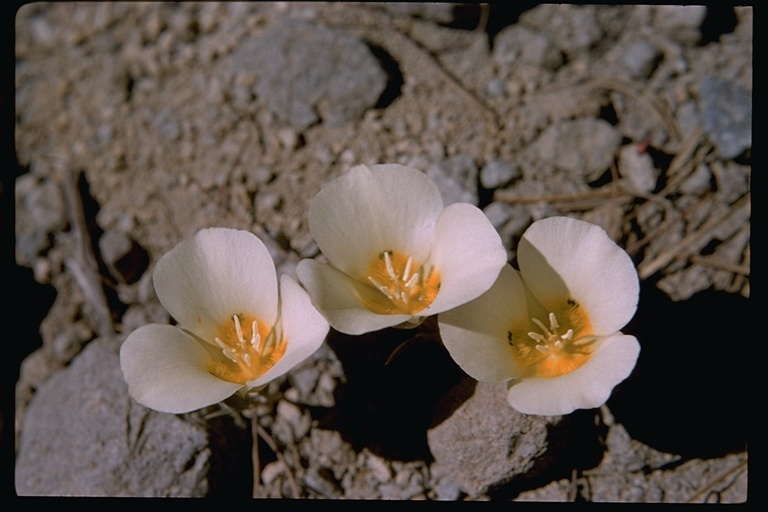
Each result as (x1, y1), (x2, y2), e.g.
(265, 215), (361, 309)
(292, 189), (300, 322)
(12, 3), (750, 500)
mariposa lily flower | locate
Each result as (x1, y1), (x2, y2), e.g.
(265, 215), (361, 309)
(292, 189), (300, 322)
(120, 228), (329, 414)
(438, 216), (640, 416)
(296, 163), (507, 335)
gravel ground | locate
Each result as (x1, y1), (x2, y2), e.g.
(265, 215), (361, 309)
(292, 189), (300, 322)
(12, 2), (750, 500)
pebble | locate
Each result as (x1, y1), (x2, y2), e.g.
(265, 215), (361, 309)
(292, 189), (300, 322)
(480, 159), (520, 189)
(679, 163), (712, 195)
(618, 144), (658, 194)
(620, 39), (661, 79)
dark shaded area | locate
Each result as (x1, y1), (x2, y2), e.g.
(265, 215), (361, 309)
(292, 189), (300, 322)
(597, 101), (620, 126)
(107, 236), (150, 284)
(449, 3), (540, 51)
(202, 414), (254, 498)
(699, 6), (738, 46)
(368, 43), (404, 110)
(317, 319), (467, 461)
(608, 279), (749, 458)
(74, 171), (129, 323)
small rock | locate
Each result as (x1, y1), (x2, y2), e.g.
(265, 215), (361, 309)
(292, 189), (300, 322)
(482, 202), (514, 230)
(653, 5), (707, 43)
(366, 451), (392, 483)
(531, 118), (622, 180)
(697, 76), (751, 159)
(288, 363), (320, 399)
(303, 466), (342, 498)
(619, 39), (661, 79)
(426, 154), (478, 205)
(427, 379), (569, 497)
(480, 160), (520, 190)
(618, 144), (658, 194)
(15, 175), (68, 264)
(679, 164), (712, 196)
(521, 5), (602, 56)
(493, 25), (562, 69)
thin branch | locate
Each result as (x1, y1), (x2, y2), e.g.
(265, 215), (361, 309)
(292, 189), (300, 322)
(494, 187), (630, 205)
(637, 193), (750, 280)
(689, 255), (750, 276)
(594, 78), (682, 143)
(253, 421), (301, 499)
(56, 164), (114, 338)
(686, 458), (747, 503)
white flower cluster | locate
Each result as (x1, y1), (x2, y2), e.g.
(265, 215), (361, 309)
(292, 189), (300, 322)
(120, 164), (640, 416)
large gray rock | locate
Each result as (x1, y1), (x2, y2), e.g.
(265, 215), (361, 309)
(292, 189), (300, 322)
(15, 336), (250, 497)
(230, 18), (388, 130)
(697, 76), (752, 159)
(427, 379), (569, 497)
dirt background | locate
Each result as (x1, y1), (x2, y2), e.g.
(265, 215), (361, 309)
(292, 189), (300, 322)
(11, 2), (750, 501)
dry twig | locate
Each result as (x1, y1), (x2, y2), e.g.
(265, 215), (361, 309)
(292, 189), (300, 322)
(56, 164), (115, 338)
(685, 457), (747, 503)
(637, 193), (750, 279)
(252, 420), (301, 498)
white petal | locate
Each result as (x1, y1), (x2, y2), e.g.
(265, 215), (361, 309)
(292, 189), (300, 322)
(153, 228), (278, 343)
(439, 265), (527, 381)
(307, 164), (443, 280)
(518, 217), (639, 335)
(423, 203), (507, 314)
(505, 333), (640, 416)
(296, 258), (412, 334)
(248, 276), (329, 387)
(120, 324), (242, 414)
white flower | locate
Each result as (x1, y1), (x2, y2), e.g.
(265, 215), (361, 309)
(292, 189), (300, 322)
(120, 228), (329, 414)
(296, 163), (507, 335)
(438, 217), (640, 416)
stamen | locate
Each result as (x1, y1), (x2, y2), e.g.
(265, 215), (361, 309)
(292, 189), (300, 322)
(531, 317), (551, 336)
(535, 344), (548, 353)
(209, 314), (287, 385)
(549, 312), (559, 331)
(250, 321), (260, 348)
(572, 335), (597, 346)
(405, 272), (419, 289)
(562, 329), (573, 341)
(402, 256), (413, 282)
(233, 315), (244, 344)
(528, 331), (546, 342)
(368, 276), (395, 299)
(384, 251), (396, 279)
(364, 250), (441, 315)
(222, 350), (239, 363)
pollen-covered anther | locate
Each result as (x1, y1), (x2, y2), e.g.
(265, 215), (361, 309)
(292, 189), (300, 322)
(527, 312), (576, 353)
(209, 314), (287, 384)
(365, 250), (441, 315)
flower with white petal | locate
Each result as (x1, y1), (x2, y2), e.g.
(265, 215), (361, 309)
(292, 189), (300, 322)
(296, 163), (507, 335)
(120, 228), (329, 414)
(439, 216), (640, 416)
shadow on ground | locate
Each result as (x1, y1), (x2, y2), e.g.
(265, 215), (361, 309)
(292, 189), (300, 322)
(316, 318), (467, 462)
(609, 280), (749, 458)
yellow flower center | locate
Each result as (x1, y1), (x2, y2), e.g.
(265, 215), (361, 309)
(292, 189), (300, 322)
(207, 314), (287, 385)
(362, 250), (441, 315)
(507, 300), (596, 378)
